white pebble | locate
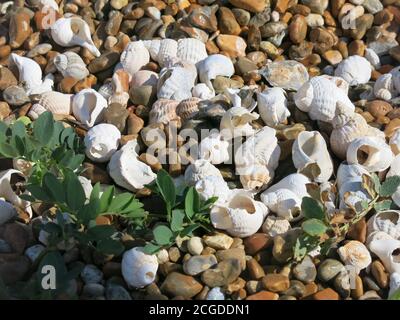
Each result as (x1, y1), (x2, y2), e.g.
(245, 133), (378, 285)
(187, 237), (204, 256)
(206, 287), (225, 300)
(25, 244), (46, 262)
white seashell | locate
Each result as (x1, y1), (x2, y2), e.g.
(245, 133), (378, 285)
(9, 53), (53, 95)
(367, 210), (400, 240)
(51, 17), (100, 57)
(198, 132), (229, 165)
(0, 200), (17, 226)
(84, 124), (121, 163)
(78, 176), (93, 200)
(108, 140), (156, 192)
(369, 239), (400, 274)
(386, 155), (400, 207)
(184, 159), (223, 186)
(374, 73), (396, 101)
(364, 48), (381, 69)
(192, 83), (215, 100)
(130, 70), (159, 88)
(28, 103), (47, 120)
(263, 173), (310, 199)
(0, 169), (31, 214)
(157, 64), (197, 101)
(195, 175), (230, 205)
(224, 87), (257, 111)
(389, 273), (400, 297)
(239, 164), (271, 192)
(337, 240), (372, 274)
(177, 38), (208, 65)
(156, 39), (178, 67)
(220, 106), (259, 140)
(121, 247), (158, 288)
(176, 97), (200, 121)
(366, 231), (395, 248)
(339, 180), (371, 210)
(292, 131), (333, 182)
(320, 74), (350, 95)
(257, 87), (290, 127)
(261, 188), (302, 221)
(120, 41), (150, 77)
(38, 0), (59, 11)
(149, 99), (180, 125)
(334, 55), (372, 85)
(35, 91), (73, 115)
(53, 51), (89, 80)
(143, 39), (161, 61)
(109, 69), (130, 107)
(337, 162), (370, 189)
(72, 88), (108, 128)
(346, 136), (394, 172)
(294, 75), (355, 123)
(390, 130), (400, 155)
(98, 82), (113, 100)
(262, 215), (291, 237)
(210, 190), (268, 238)
(197, 54), (235, 90)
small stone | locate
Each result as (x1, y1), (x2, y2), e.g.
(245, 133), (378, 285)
(105, 11), (123, 36)
(0, 102), (10, 121)
(218, 7), (241, 35)
(225, 277), (246, 294)
(385, 118), (400, 138)
(351, 275), (364, 299)
(3, 85), (30, 107)
(82, 283), (105, 298)
(0, 255), (31, 285)
(261, 274), (290, 293)
(216, 35), (247, 58)
(88, 51), (120, 74)
(348, 40), (366, 57)
(367, 100), (393, 118)
(374, 9), (394, 25)
(243, 233), (271, 255)
(363, 0), (383, 14)
(201, 258), (242, 287)
(317, 259), (345, 282)
(289, 15), (307, 44)
(247, 25), (261, 51)
(302, 0), (329, 14)
(103, 103), (129, 132)
(363, 276), (381, 291)
(309, 28), (337, 54)
(228, 0), (267, 13)
(371, 260), (388, 289)
(3, 223), (29, 254)
(187, 237), (204, 256)
(203, 233), (234, 250)
(293, 256), (317, 284)
(272, 229), (302, 263)
(389, 46), (400, 63)
(168, 247), (181, 263)
(232, 8), (251, 26)
(183, 255), (218, 276)
(275, 0), (290, 13)
(361, 111), (375, 123)
(333, 271), (351, 298)
(106, 284), (132, 300)
(110, 0), (128, 10)
(347, 218), (367, 243)
(260, 21), (287, 38)
(322, 50), (343, 65)
(349, 14), (374, 40)
(161, 272), (203, 298)
(24, 244), (45, 263)
(312, 288), (340, 300)
(305, 13), (324, 27)
(102, 262), (122, 278)
(0, 239), (12, 253)
(260, 41), (280, 59)
(236, 57), (258, 75)
(359, 290), (381, 300)
(247, 258), (265, 280)
(81, 264), (104, 284)
(215, 248), (246, 270)
(0, 67), (18, 91)
(246, 291), (279, 300)
(206, 287), (225, 300)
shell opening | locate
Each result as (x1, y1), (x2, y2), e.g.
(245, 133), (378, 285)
(90, 143), (107, 159)
(378, 211), (399, 225)
(356, 145), (378, 166)
(10, 172), (26, 195)
(393, 248), (400, 263)
(229, 195), (256, 214)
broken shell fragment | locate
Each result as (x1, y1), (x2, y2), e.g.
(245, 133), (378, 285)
(337, 240), (372, 274)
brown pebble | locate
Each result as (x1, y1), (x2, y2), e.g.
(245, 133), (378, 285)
(0, 102), (11, 120)
(348, 40), (365, 56)
(351, 275), (364, 300)
(361, 111), (375, 123)
(247, 258), (265, 280)
(312, 288), (340, 300)
(371, 260), (388, 289)
(347, 218), (367, 243)
(261, 274), (290, 293)
(289, 15), (308, 44)
(385, 118), (400, 137)
(302, 282), (319, 298)
(243, 233), (272, 255)
(246, 291), (279, 300)
(367, 100), (393, 118)
(322, 50), (343, 65)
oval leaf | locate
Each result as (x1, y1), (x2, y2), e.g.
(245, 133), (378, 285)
(153, 225), (173, 245)
(302, 219), (328, 237)
(301, 197), (325, 220)
(33, 112), (54, 145)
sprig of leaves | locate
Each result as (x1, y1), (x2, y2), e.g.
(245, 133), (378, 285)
(143, 170), (216, 254)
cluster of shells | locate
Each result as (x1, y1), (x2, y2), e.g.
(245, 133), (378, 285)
(1, 0), (400, 300)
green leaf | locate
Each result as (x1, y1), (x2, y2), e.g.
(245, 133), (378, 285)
(90, 183), (101, 203)
(301, 197), (325, 220)
(86, 225), (116, 240)
(26, 184), (51, 202)
(153, 225), (173, 245)
(156, 169), (176, 207)
(171, 209), (185, 232)
(185, 187), (200, 218)
(371, 173), (381, 194)
(302, 219), (328, 237)
(99, 186), (114, 213)
(108, 193), (135, 213)
(19, 194), (36, 202)
(43, 173), (65, 203)
(64, 171), (86, 211)
(33, 112), (54, 145)
(0, 142), (18, 158)
(180, 223), (201, 237)
(200, 196), (218, 211)
(96, 239), (124, 256)
(77, 198), (101, 225)
(389, 288), (400, 300)
(142, 243), (162, 255)
(293, 237), (308, 261)
(13, 135), (25, 155)
(380, 176), (400, 197)
(42, 222), (62, 235)
(374, 200), (393, 212)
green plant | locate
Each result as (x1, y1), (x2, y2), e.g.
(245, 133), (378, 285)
(293, 173), (400, 261)
(389, 288), (400, 300)
(143, 169), (217, 254)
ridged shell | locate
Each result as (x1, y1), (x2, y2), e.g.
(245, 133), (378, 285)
(35, 91), (73, 115)
(220, 106), (259, 140)
(262, 215), (291, 237)
(184, 159), (223, 186)
(98, 82), (113, 100)
(347, 136), (394, 172)
(149, 99), (180, 125)
(337, 240), (372, 274)
(261, 188), (302, 221)
(334, 55), (372, 85)
(72, 88), (108, 128)
(369, 239), (400, 274)
(177, 38), (208, 65)
(292, 131), (333, 182)
(367, 210), (400, 240)
(120, 41), (150, 77)
(121, 247), (158, 288)
(84, 123), (121, 163)
(157, 64), (196, 101)
(257, 87), (290, 127)
(143, 39), (161, 62)
(195, 175), (230, 205)
(156, 39), (178, 67)
(176, 97), (200, 121)
(294, 75), (355, 123)
(108, 140), (156, 191)
(131, 70), (159, 88)
(197, 54), (235, 90)
(53, 51), (89, 81)
(321, 75), (350, 94)
(210, 190), (268, 238)
(28, 103), (46, 120)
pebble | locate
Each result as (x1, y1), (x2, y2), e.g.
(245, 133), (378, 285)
(367, 100), (393, 118)
(203, 233), (233, 250)
(261, 274), (290, 293)
(187, 237), (204, 256)
(3, 223), (29, 254)
(161, 272), (203, 298)
(218, 7), (241, 35)
(247, 258), (265, 280)
(318, 259), (346, 282)
(103, 103), (129, 132)
(168, 246), (182, 263)
(363, 0), (384, 14)
(363, 276), (381, 292)
(216, 35), (247, 58)
(81, 264), (104, 284)
(303, 282), (319, 298)
(371, 260), (388, 289)
(323, 50), (343, 65)
(228, 0), (267, 13)
(0, 239), (12, 253)
(82, 283), (106, 298)
(359, 290), (381, 300)
(347, 218), (367, 243)
(312, 288), (340, 300)
(183, 255), (218, 276)
(385, 118), (400, 138)
(333, 271), (351, 298)
(106, 284), (132, 300)
(102, 262), (122, 278)
(201, 258), (242, 287)
(351, 275), (364, 299)
(293, 256), (317, 284)
(3, 86), (30, 107)
(246, 291), (279, 300)
(272, 229), (301, 263)
(243, 233), (271, 255)
(289, 15), (307, 44)
(0, 256), (31, 285)
(206, 287), (225, 300)
(24, 244), (45, 263)
(0, 67), (18, 91)
(283, 280), (306, 298)
(215, 248), (246, 270)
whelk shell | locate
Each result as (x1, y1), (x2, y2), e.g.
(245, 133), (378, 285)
(369, 239), (400, 274)
(184, 159), (223, 186)
(34, 91), (73, 115)
(197, 54), (235, 91)
(84, 124), (121, 163)
(120, 41), (150, 76)
(334, 55), (372, 86)
(257, 87), (290, 127)
(195, 175), (230, 205)
(176, 97), (201, 121)
(337, 240), (372, 274)
(53, 51), (89, 81)
(220, 106), (259, 140)
(0, 169), (31, 215)
(198, 132), (230, 165)
(261, 188), (303, 221)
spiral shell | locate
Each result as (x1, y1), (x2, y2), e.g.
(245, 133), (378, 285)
(369, 238), (400, 274)
(84, 124), (121, 163)
(220, 106), (259, 140)
(53, 51), (89, 81)
(195, 175), (230, 205)
(197, 54), (235, 90)
(257, 87), (290, 127)
(149, 99), (180, 125)
(72, 88), (108, 128)
(0, 169), (31, 215)
(368, 210), (400, 240)
(34, 91), (73, 115)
